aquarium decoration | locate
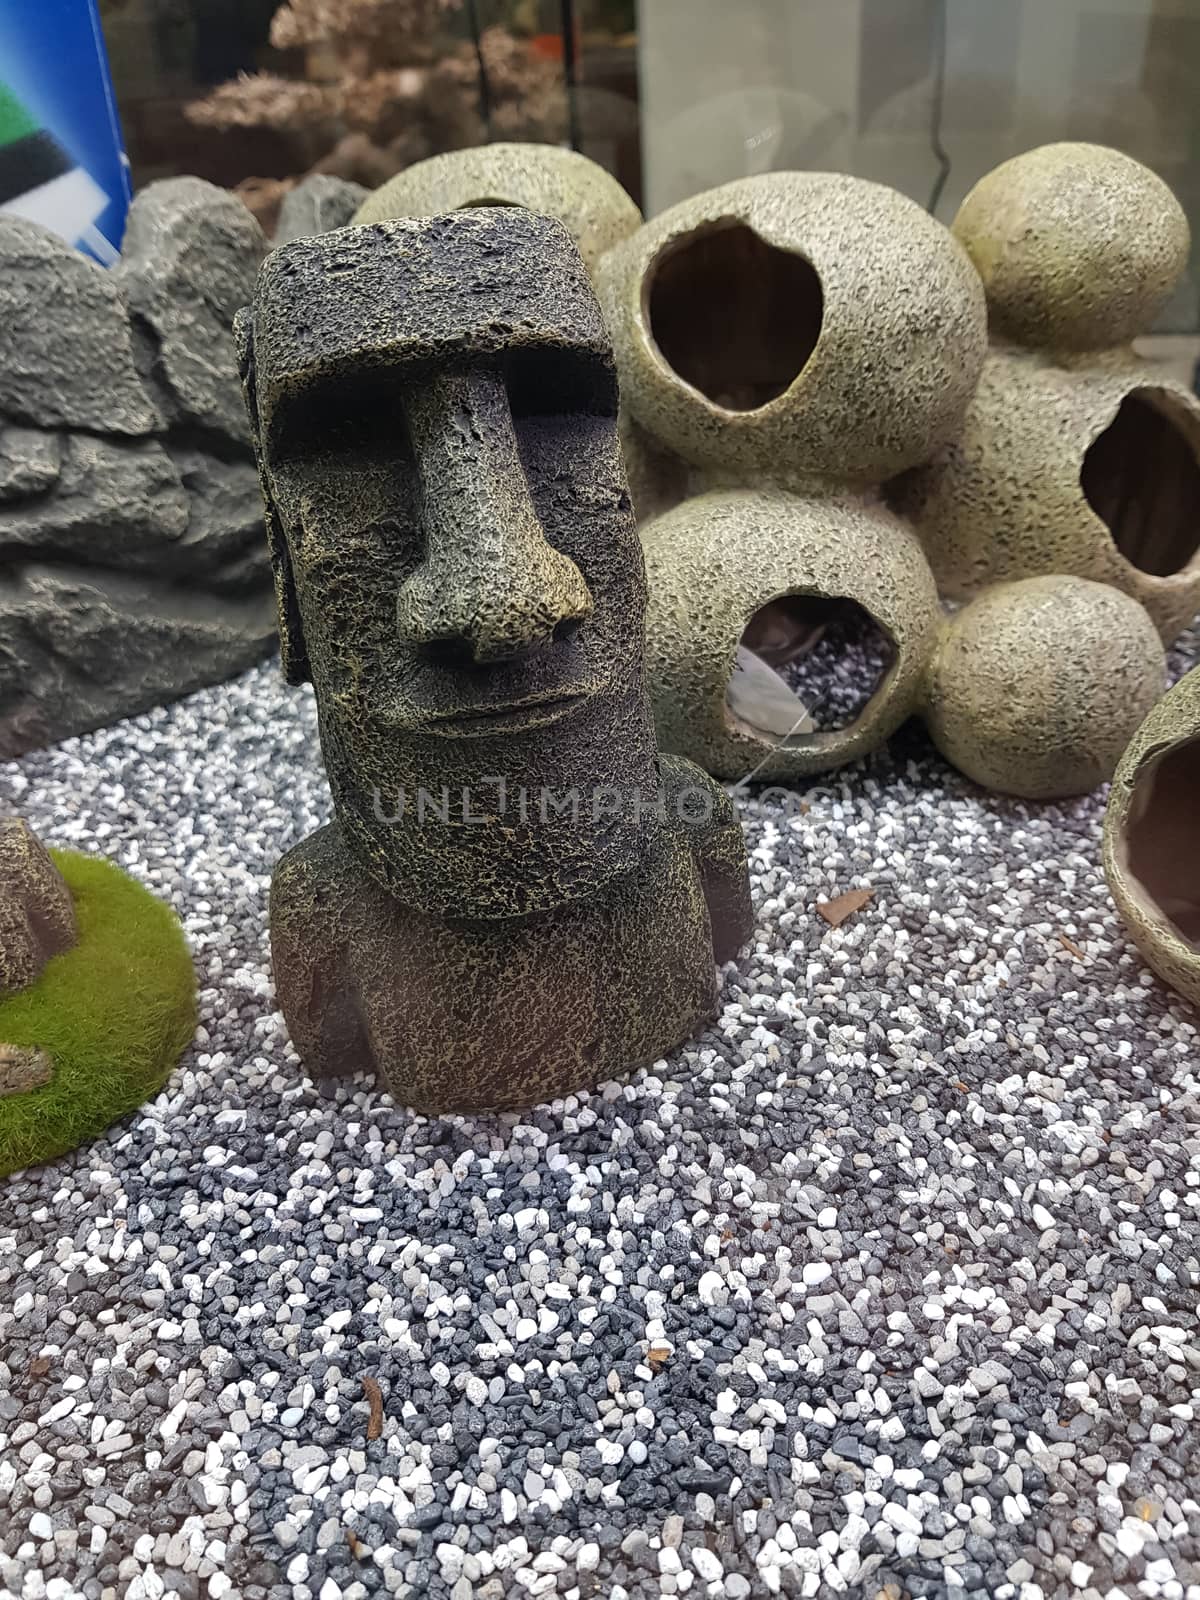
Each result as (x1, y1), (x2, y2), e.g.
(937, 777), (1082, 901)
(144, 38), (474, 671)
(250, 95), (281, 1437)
(898, 143), (1200, 647)
(1105, 664), (1200, 1012)
(237, 207), (753, 1111)
(0, 819), (197, 1177)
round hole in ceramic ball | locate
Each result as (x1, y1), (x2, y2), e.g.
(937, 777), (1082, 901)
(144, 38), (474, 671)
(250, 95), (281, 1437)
(922, 575), (1167, 800)
(1104, 666), (1200, 1010)
(1081, 386), (1200, 580)
(732, 596), (896, 739)
(597, 172), (987, 485)
(646, 221), (824, 412)
(896, 359), (1200, 645)
(953, 142), (1190, 353)
(640, 489), (941, 783)
(352, 143), (642, 275)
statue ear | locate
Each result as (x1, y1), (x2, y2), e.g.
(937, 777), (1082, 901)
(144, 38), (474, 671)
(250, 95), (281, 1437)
(235, 307), (311, 686)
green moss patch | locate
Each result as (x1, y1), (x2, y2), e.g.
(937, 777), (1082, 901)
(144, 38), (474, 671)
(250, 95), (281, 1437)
(0, 851), (197, 1178)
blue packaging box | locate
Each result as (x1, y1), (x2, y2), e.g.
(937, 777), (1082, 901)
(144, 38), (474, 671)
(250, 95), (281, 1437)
(0, 0), (132, 263)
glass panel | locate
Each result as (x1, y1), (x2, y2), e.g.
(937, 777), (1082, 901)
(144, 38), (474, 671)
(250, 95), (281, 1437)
(637, 0), (1200, 334)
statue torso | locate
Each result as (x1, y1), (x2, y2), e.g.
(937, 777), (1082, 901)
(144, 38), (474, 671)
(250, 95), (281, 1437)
(269, 817), (720, 1112)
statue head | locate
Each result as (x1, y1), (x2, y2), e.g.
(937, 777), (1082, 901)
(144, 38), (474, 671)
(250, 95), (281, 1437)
(237, 210), (660, 918)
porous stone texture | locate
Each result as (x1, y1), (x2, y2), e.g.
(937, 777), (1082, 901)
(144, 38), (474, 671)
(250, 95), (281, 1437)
(899, 143), (1200, 647)
(353, 143), (642, 275)
(1105, 664), (1200, 1010)
(0, 179), (279, 757)
(641, 489), (941, 783)
(275, 175), (369, 245)
(1, 629), (1198, 1600)
(601, 172), (989, 793)
(115, 177), (271, 442)
(238, 209), (752, 1110)
(0, 221), (160, 437)
(953, 142), (1190, 353)
(594, 171), (986, 494)
(0, 1044), (52, 1098)
(922, 576), (1167, 801)
(894, 351), (1200, 646)
(0, 819), (76, 996)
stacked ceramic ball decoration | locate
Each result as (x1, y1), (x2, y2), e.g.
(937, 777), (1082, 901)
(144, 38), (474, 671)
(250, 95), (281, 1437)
(353, 143), (644, 276)
(595, 171), (985, 785)
(593, 159), (1180, 798)
(900, 143), (1200, 646)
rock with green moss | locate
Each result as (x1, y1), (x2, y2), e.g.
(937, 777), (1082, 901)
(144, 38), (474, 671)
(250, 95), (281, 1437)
(0, 818), (76, 997)
(0, 849), (197, 1177)
(1104, 665), (1200, 1010)
(0, 1045), (52, 1098)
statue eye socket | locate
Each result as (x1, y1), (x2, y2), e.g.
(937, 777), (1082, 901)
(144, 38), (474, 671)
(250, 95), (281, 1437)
(272, 373), (413, 464)
(504, 347), (618, 420)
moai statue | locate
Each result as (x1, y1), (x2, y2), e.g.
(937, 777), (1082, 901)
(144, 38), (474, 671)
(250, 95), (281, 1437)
(237, 208), (753, 1113)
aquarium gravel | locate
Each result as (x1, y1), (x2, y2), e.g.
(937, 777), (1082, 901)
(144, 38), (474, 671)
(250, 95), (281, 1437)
(0, 641), (1198, 1600)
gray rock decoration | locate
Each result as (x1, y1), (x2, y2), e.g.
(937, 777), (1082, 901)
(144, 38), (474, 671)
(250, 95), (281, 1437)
(276, 175), (369, 245)
(0, 818), (76, 997)
(0, 178), (280, 758)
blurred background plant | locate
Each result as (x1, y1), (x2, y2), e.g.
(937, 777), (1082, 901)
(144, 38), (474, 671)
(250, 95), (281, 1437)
(98, 0), (640, 233)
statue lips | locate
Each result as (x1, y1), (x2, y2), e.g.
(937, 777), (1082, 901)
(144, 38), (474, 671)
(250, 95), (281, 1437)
(381, 642), (608, 739)
(415, 688), (592, 739)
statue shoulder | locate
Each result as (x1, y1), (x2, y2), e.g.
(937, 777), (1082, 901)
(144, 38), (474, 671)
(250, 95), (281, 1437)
(657, 753), (739, 834)
(271, 823), (380, 923)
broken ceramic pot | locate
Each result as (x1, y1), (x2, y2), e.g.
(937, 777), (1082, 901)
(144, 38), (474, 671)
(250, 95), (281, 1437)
(238, 207), (753, 1113)
(1104, 665), (1200, 1010)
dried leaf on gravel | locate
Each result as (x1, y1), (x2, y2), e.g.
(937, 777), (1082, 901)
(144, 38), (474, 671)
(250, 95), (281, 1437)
(817, 888), (875, 928)
(362, 1375), (384, 1440)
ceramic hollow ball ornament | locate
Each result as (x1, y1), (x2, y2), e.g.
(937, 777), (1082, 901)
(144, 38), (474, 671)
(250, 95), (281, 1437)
(594, 171), (987, 782)
(897, 143), (1200, 646)
(237, 209), (753, 1114)
(1105, 666), (1200, 1011)
(921, 576), (1167, 801)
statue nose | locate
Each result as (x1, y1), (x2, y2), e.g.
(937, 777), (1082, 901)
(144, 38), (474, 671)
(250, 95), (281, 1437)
(396, 368), (593, 663)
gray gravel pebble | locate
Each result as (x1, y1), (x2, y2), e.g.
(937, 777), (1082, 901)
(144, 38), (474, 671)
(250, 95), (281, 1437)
(1, 632), (1199, 1600)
